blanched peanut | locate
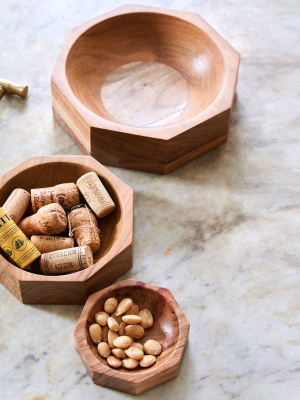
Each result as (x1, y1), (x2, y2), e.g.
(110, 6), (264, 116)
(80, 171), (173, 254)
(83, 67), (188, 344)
(104, 297), (118, 314)
(115, 298), (133, 316)
(108, 330), (119, 348)
(122, 358), (139, 369)
(95, 311), (109, 326)
(125, 324), (144, 339)
(131, 342), (144, 351)
(91, 296), (159, 370)
(122, 315), (142, 325)
(119, 321), (127, 336)
(138, 309), (153, 329)
(112, 348), (126, 359)
(144, 340), (161, 355)
(97, 342), (111, 358)
(125, 346), (144, 360)
(113, 335), (133, 349)
(124, 303), (139, 316)
(140, 355), (156, 367)
(107, 356), (121, 368)
(89, 323), (102, 344)
(102, 326), (109, 343)
(107, 317), (119, 332)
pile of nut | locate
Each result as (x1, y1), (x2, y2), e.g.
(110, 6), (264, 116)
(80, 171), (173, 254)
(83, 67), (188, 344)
(89, 297), (162, 369)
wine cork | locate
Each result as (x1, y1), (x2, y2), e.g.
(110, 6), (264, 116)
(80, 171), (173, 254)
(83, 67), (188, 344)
(76, 172), (115, 218)
(2, 188), (30, 224)
(0, 207), (41, 269)
(31, 235), (75, 254)
(18, 203), (67, 237)
(69, 205), (100, 254)
(31, 183), (80, 213)
(39, 245), (93, 275)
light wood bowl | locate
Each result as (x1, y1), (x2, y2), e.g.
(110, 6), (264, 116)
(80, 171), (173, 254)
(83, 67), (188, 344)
(52, 4), (240, 174)
(0, 156), (133, 304)
(74, 279), (190, 395)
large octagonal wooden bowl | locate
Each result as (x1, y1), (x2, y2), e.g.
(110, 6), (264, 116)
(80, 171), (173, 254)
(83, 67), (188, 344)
(0, 156), (133, 304)
(74, 279), (190, 395)
(52, 4), (240, 174)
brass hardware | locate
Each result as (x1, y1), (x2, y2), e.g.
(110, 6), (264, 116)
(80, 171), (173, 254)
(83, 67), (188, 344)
(0, 79), (28, 101)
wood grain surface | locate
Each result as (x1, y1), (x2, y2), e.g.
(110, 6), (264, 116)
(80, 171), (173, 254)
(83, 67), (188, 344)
(51, 4), (240, 173)
(101, 61), (189, 127)
(0, 156), (133, 304)
(74, 279), (190, 395)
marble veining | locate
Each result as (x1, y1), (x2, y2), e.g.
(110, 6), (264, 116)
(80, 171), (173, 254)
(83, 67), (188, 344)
(0, 0), (300, 399)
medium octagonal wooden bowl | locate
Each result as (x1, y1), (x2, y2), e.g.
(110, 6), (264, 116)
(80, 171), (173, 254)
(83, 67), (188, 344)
(52, 4), (240, 174)
(74, 279), (190, 395)
(0, 156), (133, 304)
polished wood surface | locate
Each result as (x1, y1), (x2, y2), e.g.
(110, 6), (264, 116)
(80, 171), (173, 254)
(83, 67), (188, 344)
(0, 156), (133, 304)
(101, 61), (189, 127)
(51, 4), (240, 174)
(74, 279), (190, 395)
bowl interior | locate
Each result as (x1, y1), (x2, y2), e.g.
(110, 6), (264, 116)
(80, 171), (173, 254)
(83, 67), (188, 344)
(85, 285), (179, 373)
(0, 162), (122, 275)
(66, 12), (224, 128)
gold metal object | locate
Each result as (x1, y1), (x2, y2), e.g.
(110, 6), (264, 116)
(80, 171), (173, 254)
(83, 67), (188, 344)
(0, 79), (28, 101)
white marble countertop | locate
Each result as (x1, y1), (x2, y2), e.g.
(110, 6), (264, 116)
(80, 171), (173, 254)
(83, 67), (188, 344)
(0, 0), (299, 399)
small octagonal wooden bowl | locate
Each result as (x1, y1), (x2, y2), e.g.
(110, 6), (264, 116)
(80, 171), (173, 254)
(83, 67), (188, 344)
(74, 279), (190, 395)
(52, 4), (240, 174)
(0, 156), (133, 304)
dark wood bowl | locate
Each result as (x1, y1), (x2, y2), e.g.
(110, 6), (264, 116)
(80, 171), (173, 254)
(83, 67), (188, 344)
(74, 279), (189, 395)
(0, 156), (133, 304)
(52, 4), (240, 174)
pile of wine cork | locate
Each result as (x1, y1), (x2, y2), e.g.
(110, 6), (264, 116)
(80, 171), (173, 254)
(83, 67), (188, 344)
(0, 172), (115, 275)
(89, 296), (162, 370)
